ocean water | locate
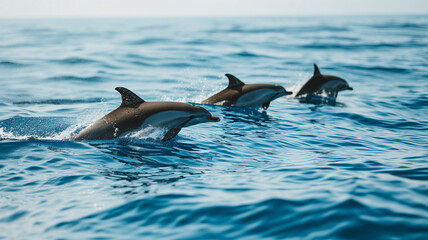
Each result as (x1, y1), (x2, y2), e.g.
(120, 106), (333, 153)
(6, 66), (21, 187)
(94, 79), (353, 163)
(0, 15), (427, 239)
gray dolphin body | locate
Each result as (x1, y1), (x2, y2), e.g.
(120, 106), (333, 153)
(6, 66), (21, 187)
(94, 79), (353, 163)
(71, 87), (220, 141)
(295, 64), (353, 99)
(202, 74), (292, 110)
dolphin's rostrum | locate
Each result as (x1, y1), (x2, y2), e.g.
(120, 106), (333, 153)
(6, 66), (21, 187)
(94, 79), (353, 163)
(70, 87), (220, 141)
(202, 74), (292, 109)
(295, 64), (353, 99)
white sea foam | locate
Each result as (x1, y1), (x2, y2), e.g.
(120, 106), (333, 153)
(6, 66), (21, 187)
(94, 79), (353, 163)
(122, 125), (166, 141)
(0, 105), (110, 141)
(0, 127), (53, 140)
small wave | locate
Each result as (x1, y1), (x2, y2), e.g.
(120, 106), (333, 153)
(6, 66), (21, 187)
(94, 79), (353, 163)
(399, 95), (428, 110)
(0, 60), (27, 67)
(332, 112), (426, 130)
(159, 62), (193, 68)
(211, 25), (349, 34)
(48, 57), (99, 65)
(125, 54), (157, 61)
(0, 43), (35, 48)
(372, 22), (428, 29)
(0, 117), (76, 140)
(159, 78), (180, 84)
(228, 51), (274, 58)
(299, 42), (425, 50)
(227, 26), (290, 33)
(20, 27), (53, 33)
(342, 64), (411, 73)
(300, 25), (350, 32)
(399, 23), (428, 28)
(129, 60), (153, 67)
(328, 36), (360, 41)
(0, 111), (106, 141)
(0, 210), (29, 223)
(379, 167), (428, 181)
(45, 174), (95, 186)
(127, 38), (171, 45)
(135, 25), (171, 31)
(208, 26), (287, 34)
(46, 75), (103, 82)
(13, 98), (104, 105)
(183, 39), (216, 45)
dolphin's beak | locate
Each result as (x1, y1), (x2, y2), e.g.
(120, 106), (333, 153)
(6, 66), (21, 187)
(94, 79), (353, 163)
(346, 86), (353, 91)
(276, 89), (293, 98)
(209, 116), (221, 122)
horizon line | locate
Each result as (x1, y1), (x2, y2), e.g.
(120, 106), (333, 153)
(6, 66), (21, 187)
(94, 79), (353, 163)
(1, 12), (428, 20)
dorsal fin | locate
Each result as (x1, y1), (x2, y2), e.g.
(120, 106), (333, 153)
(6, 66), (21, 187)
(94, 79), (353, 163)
(115, 87), (145, 107)
(313, 64), (321, 76)
(225, 73), (245, 89)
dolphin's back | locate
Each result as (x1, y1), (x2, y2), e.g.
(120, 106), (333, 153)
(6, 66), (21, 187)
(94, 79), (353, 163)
(70, 106), (142, 140)
(71, 102), (203, 141)
(295, 75), (348, 98)
(296, 75), (331, 97)
(202, 84), (283, 106)
(201, 88), (240, 105)
(70, 87), (219, 141)
(295, 64), (352, 98)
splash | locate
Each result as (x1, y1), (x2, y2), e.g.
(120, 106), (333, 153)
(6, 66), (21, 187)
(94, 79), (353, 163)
(0, 107), (109, 141)
(286, 84), (304, 98)
(161, 71), (225, 104)
(122, 125), (166, 141)
(0, 113), (170, 142)
(0, 127), (16, 139)
(0, 126), (55, 141)
(285, 71), (311, 98)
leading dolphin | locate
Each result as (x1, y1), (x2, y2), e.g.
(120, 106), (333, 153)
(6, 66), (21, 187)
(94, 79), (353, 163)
(295, 64), (353, 99)
(70, 87), (220, 141)
(202, 73), (292, 110)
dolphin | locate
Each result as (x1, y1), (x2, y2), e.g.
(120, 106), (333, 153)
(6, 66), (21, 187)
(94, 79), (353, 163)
(70, 87), (220, 141)
(295, 64), (353, 99)
(201, 73), (292, 110)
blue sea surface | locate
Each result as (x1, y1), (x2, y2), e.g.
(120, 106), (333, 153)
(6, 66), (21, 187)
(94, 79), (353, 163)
(0, 16), (428, 239)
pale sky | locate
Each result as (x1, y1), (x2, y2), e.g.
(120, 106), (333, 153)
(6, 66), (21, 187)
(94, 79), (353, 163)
(1, 0), (428, 18)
